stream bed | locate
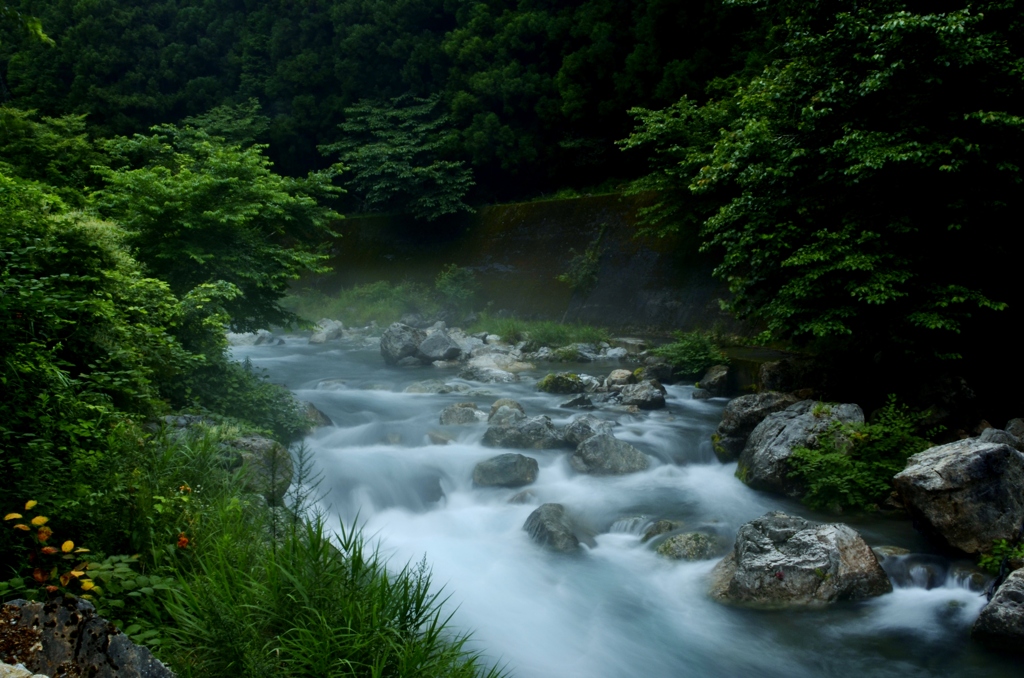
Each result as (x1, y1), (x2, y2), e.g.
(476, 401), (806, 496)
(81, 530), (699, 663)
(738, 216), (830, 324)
(232, 337), (1019, 678)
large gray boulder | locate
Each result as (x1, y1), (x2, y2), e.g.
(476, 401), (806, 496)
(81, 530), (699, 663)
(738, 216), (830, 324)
(737, 400), (864, 496)
(224, 435), (293, 506)
(563, 414), (615, 446)
(439, 403), (488, 425)
(380, 323), (427, 365)
(523, 503), (580, 553)
(482, 415), (567, 449)
(300, 401), (333, 428)
(893, 439), (1024, 554)
(709, 511), (891, 606)
(712, 392), (801, 463)
(979, 427), (1022, 451)
(619, 380), (667, 410)
(698, 365), (730, 397)
(459, 365), (520, 383)
(309, 318), (344, 344)
(972, 568), (1024, 653)
(570, 434), (649, 475)
(417, 330), (463, 363)
(3, 597), (174, 677)
(473, 453), (539, 487)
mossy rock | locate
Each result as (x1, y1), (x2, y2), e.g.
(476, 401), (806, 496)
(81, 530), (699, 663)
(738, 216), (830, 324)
(537, 372), (585, 394)
(656, 532), (717, 561)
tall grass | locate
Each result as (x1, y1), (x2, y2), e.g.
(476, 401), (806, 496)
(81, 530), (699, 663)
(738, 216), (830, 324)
(468, 314), (610, 347)
(283, 281), (441, 327)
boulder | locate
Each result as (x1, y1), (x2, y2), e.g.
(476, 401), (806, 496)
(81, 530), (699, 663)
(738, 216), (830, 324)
(641, 520), (678, 543)
(637, 356), (675, 383)
(439, 403), (488, 425)
(656, 533), (718, 561)
(619, 380), (667, 410)
(604, 369), (636, 389)
(553, 343), (600, 362)
(405, 379), (468, 394)
(737, 400), (864, 496)
(892, 439), (1024, 554)
(980, 427), (1022, 451)
(570, 434), (649, 475)
(473, 453), (539, 487)
(559, 394), (595, 409)
(309, 318), (343, 344)
(972, 569), (1024, 653)
(225, 435), (293, 506)
(692, 389), (712, 400)
(482, 415), (567, 450)
(2, 597), (174, 677)
(488, 398), (526, 421)
(712, 391), (801, 463)
(537, 372), (585, 394)
(459, 365), (520, 383)
(1006, 417), (1024, 441)
(416, 330), (463, 363)
(563, 414), (615, 446)
(698, 365), (730, 397)
(602, 347), (629, 361)
(709, 511), (891, 606)
(300, 401), (333, 428)
(489, 405), (527, 427)
(523, 503), (580, 553)
(380, 323), (427, 365)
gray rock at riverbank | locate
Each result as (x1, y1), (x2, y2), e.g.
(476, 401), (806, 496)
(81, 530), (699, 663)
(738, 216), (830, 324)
(482, 415), (567, 449)
(473, 453), (539, 487)
(737, 400), (863, 496)
(523, 503), (580, 553)
(570, 434), (649, 475)
(309, 318), (344, 344)
(619, 380), (666, 410)
(893, 439), (1024, 554)
(712, 391), (800, 463)
(417, 330), (463, 362)
(223, 434), (293, 506)
(698, 365), (729, 397)
(972, 568), (1024, 653)
(563, 414), (615, 446)
(439, 403), (488, 425)
(709, 511), (891, 606)
(380, 323), (427, 365)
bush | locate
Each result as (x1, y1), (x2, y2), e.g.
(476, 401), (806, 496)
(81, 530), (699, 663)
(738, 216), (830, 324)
(284, 280), (440, 327)
(434, 264), (477, 314)
(787, 396), (933, 512)
(466, 314), (610, 347)
(651, 331), (727, 378)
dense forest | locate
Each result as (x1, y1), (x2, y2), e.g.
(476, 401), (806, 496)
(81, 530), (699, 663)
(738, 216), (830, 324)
(3, 0), (1024, 675)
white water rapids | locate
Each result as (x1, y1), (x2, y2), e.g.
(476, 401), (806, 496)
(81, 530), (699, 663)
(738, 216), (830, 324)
(232, 338), (1018, 678)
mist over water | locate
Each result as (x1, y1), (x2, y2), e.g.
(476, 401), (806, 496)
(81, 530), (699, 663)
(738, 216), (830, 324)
(233, 339), (1017, 678)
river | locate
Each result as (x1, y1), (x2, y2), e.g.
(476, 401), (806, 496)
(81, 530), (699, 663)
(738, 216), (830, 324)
(231, 336), (1018, 678)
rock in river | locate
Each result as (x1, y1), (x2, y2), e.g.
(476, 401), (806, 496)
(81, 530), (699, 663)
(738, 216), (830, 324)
(473, 453), (539, 487)
(563, 414), (615, 446)
(570, 434), (649, 475)
(380, 323), (426, 365)
(709, 511), (891, 606)
(657, 533), (718, 561)
(524, 503), (580, 553)
(439, 402), (488, 425)
(712, 391), (800, 463)
(893, 438), (1024, 554)
(619, 380), (666, 410)
(972, 568), (1024, 653)
(483, 415), (567, 449)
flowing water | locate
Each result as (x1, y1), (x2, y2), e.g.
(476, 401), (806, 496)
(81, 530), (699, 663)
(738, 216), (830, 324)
(232, 337), (1019, 678)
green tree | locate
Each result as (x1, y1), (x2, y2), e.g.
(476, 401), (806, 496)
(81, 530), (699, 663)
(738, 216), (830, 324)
(96, 121), (342, 332)
(623, 0), (1023, 362)
(320, 94), (474, 220)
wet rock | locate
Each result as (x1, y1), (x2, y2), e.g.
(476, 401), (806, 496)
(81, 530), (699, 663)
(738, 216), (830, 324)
(396, 356), (421, 367)
(871, 545), (911, 561)
(602, 347), (629, 361)
(427, 431), (454, 445)
(657, 533), (718, 561)
(979, 427), (1022, 451)
(553, 343), (599, 362)
(509, 490), (537, 504)
(637, 356), (675, 384)
(523, 503), (580, 553)
(893, 438), (1024, 554)
(712, 392), (801, 463)
(737, 400), (864, 496)
(417, 330), (463, 363)
(698, 365), (730, 397)
(489, 405), (527, 427)
(316, 378), (347, 390)
(225, 435), (293, 506)
(309, 318), (343, 344)
(709, 511), (891, 606)
(570, 434), (649, 475)
(380, 323), (427, 365)
(483, 415), (567, 449)
(972, 569), (1024, 653)
(563, 414), (615, 446)
(439, 403), (487, 425)
(619, 380), (666, 410)
(4, 597), (174, 677)
(459, 365), (520, 383)
(448, 329), (485, 356)
(300, 401), (333, 428)
(405, 379), (465, 394)
(473, 453), (539, 487)
(692, 389), (712, 400)
(488, 398), (526, 421)
(642, 520), (678, 543)
(559, 394), (595, 409)
(604, 369), (636, 390)
(537, 372), (585, 394)
(1006, 417), (1024, 441)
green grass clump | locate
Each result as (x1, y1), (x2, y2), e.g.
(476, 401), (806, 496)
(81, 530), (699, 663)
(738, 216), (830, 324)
(650, 331), (727, 378)
(468, 314), (610, 347)
(283, 281), (441, 327)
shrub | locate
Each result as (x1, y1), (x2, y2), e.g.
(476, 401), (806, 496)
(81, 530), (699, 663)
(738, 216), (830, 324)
(434, 264), (477, 314)
(651, 331), (727, 378)
(284, 280), (440, 327)
(787, 396), (933, 512)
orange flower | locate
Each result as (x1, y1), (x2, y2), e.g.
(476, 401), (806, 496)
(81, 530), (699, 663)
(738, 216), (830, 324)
(178, 484), (192, 493)
(32, 568), (48, 583)
(13, 524), (30, 531)
(45, 585), (58, 593)
(41, 546), (59, 555)
(176, 532), (189, 549)
(37, 526), (53, 542)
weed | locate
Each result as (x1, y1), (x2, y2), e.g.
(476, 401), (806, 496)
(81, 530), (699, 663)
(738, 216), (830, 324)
(651, 331), (728, 378)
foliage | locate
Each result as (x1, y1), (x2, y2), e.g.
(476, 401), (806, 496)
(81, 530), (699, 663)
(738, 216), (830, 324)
(321, 94), (474, 220)
(787, 396), (933, 512)
(95, 119), (342, 332)
(434, 263), (476, 313)
(623, 0), (1023, 361)
(651, 331), (728, 378)
(0, 4), (53, 47)
(1, 499), (93, 599)
(557, 225), (605, 297)
(978, 539), (1024, 575)
(284, 280), (441, 328)
(467, 314), (611, 347)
